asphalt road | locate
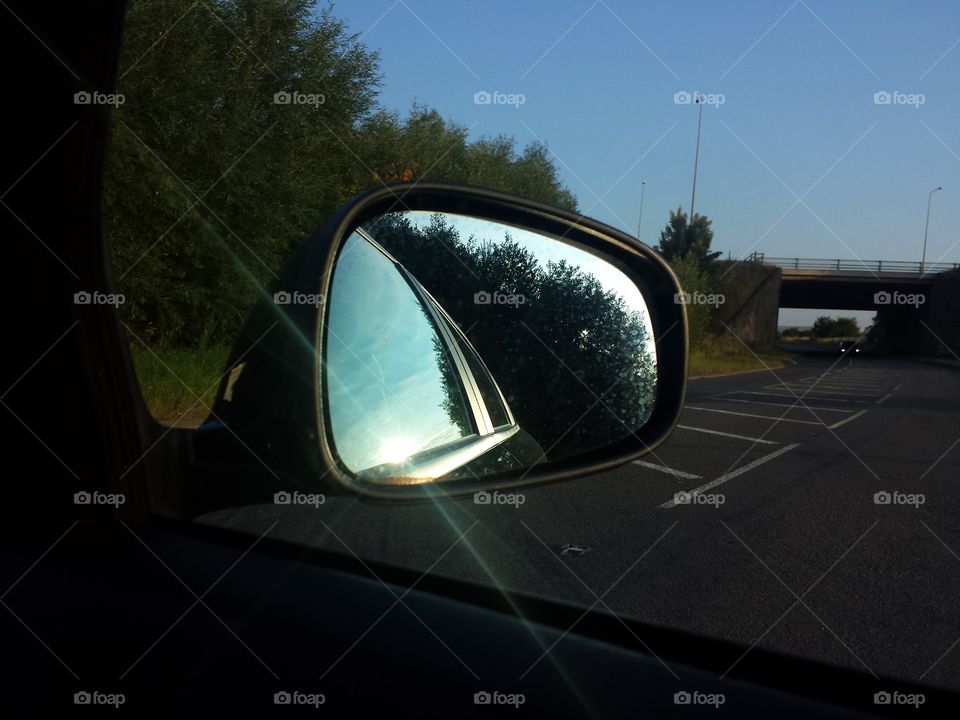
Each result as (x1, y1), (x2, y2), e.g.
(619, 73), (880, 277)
(201, 356), (960, 691)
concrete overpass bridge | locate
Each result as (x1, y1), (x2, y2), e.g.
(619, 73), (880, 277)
(718, 255), (960, 355)
(762, 256), (957, 310)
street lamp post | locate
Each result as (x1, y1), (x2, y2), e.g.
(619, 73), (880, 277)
(689, 95), (704, 221)
(636, 180), (645, 241)
(921, 186), (942, 273)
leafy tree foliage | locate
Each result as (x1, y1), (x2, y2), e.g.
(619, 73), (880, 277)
(668, 255), (713, 349)
(811, 316), (860, 338)
(656, 208), (721, 268)
(105, 0), (577, 348)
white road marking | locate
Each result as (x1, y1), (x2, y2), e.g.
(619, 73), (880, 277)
(710, 391), (872, 405)
(794, 381), (887, 390)
(717, 398), (854, 413)
(676, 424), (778, 445)
(827, 409), (868, 429)
(631, 460), (701, 479)
(684, 406), (822, 425)
(875, 393), (893, 405)
(763, 386), (878, 397)
(660, 443), (802, 508)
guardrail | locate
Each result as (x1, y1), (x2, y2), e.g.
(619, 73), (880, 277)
(747, 253), (959, 274)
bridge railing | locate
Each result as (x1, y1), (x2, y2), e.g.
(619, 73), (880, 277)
(747, 253), (959, 274)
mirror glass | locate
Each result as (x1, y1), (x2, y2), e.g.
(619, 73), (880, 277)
(323, 211), (658, 485)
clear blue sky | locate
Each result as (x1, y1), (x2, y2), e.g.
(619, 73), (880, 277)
(335, 1), (960, 326)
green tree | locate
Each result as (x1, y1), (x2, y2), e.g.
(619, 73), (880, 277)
(812, 316), (837, 338)
(833, 317), (860, 337)
(106, 0), (381, 347)
(669, 255), (713, 349)
(105, 1), (578, 350)
(355, 106), (578, 210)
(656, 208), (721, 269)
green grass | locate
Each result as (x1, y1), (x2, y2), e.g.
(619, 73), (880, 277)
(689, 343), (796, 377)
(130, 344), (230, 424)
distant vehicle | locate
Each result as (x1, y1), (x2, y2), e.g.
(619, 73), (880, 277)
(839, 340), (860, 354)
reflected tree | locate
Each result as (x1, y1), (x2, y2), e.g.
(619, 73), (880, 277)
(365, 213), (657, 460)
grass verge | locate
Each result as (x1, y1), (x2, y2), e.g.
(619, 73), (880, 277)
(689, 343), (796, 377)
(130, 344), (230, 424)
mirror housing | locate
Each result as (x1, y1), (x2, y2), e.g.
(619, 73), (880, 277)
(203, 183), (688, 501)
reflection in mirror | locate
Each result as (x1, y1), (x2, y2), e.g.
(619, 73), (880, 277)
(324, 211), (658, 485)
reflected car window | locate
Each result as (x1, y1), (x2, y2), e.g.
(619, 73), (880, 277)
(325, 233), (473, 472)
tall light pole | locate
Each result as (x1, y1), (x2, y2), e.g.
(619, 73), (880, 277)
(689, 95), (704, 222)
(921, 186), (942, 273)
(636, 180), (645, 241)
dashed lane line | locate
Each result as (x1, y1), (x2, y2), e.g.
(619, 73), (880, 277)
(715, 398), (855, 413)
(684, 406), (822, 425)
(676, 424), (778, 445)
(827, 409), (868, 429)
(660, 443), (802, 508)
(631, 460), (701, 480)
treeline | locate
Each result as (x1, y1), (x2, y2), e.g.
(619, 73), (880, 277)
(104, 0), (577, 348)
(782, 317), (861, 339)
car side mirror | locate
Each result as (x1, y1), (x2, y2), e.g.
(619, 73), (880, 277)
(204, 184), (688, 500)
